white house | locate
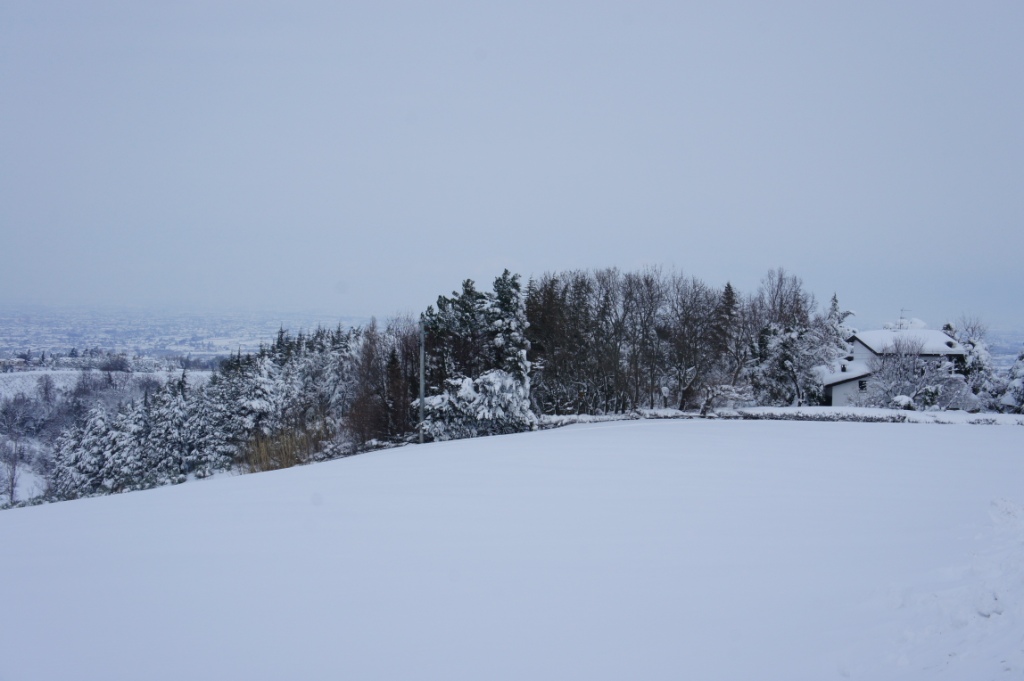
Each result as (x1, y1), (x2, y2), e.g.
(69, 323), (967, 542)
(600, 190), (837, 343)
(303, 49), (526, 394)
(818, 329), (966, 406)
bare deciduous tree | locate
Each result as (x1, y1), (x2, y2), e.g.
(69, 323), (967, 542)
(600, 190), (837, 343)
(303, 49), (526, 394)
(864, 336), (967, 410)
(1, 438), (25, 504)
(36, 374), (56, 404)
(757, 267), (815, 329)
(661, 274), (718, 409)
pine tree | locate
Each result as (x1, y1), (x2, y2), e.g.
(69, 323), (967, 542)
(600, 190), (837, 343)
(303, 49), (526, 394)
(422, 279), (491, 386)
(145, 372), (197, 484)
(822, 294), (854, 354)
(488, 269), (531, 387)
(420, 270), (537, 439)
(51, 408), (110, 499)
(712, 282), (739, 357)
(97, 405), (136, 493)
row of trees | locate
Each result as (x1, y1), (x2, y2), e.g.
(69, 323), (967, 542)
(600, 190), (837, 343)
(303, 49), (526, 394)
(2, 348), (211, 373)
(0, 367), (169, 503)
(525, 267), (852, 414)
(7, 266), (1022, 505)
(51, 326), (364, 499)
(45, 271), (539, 499)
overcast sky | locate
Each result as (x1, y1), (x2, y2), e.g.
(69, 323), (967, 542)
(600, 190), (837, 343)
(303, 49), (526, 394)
(2, 1), (1022, 331)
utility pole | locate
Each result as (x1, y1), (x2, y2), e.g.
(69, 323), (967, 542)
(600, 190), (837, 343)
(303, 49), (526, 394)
(419, 318), (425, 445)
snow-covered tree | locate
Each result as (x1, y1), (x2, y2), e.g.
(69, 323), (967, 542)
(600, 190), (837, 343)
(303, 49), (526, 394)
(489, 270), (531, 387)
(748, 288), (856, 407)
(420, 370), (536, 441)
(207, 354), (277, 453)
(749, 324), (821, 406)
(862, 336), (968, 410)
(51, 409), (110, 499)
(144, 373), (190, 484)
(420, 271), (537, 439)
(942, 319), (1001, 412)
(422, 279), (492, 385)
(821, 294), (855, 354)
(1001, 347), (1024, 414)
(97, 403), (149, 493)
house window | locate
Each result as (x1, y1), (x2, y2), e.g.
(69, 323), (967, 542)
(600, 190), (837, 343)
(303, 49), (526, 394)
(858, 380), (868, 392)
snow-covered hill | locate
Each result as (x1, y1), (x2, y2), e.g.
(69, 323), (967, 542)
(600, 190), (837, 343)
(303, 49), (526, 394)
(2, 420), (1022, 680)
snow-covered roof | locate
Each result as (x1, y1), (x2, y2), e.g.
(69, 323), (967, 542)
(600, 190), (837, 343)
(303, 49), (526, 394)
(814, 360), (871, 386)
(852, 329), (965, 356)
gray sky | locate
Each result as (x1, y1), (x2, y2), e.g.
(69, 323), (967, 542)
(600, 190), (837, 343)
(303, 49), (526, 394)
(2, 1), (1022, 331)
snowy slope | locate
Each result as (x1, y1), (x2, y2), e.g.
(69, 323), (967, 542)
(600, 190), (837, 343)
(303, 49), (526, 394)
(2, 420), (1023, 680)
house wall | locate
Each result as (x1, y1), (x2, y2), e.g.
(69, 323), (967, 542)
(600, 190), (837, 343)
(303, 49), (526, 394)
(850, 339), (877, 363)
(831, 379), (865, 406)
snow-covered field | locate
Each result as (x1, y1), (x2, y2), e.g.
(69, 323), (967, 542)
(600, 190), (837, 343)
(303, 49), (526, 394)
(2, 420), (1023, 680)
(0, 369), (90, 400)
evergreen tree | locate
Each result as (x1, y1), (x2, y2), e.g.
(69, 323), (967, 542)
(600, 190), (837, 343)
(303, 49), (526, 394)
(97, 405), (139, 493)
(1001, 347), (1024, 414)
(145, 372), (198, 484)
(488, 269), (531, 387)
(822, 294), (855, 354)
(420, 371), (537, 441)
(422, 279), (491, 386)
(420, 270), (537, 439)
(51, 409), (110, 499)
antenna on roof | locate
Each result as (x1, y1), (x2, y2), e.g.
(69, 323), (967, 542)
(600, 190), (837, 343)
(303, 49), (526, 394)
(898, 308), (912, 330)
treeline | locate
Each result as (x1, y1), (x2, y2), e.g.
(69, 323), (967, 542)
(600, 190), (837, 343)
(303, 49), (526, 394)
(2, 348), (217, 373)
(5, 266), (1022, 506)
(525, 267), (851, 414)
(1, 367), (179, 501)
(51, 326), (365, 499)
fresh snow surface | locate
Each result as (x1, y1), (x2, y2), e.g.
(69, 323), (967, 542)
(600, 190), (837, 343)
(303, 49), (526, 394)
(815, 359), (873, 386)
(2, 420), (1023, 680)
(854, 329), (965, 356)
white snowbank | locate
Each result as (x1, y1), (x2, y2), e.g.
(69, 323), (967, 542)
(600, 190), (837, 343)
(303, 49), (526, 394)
(541, 406), (1024, 427)
(2, 420), (1023, 680)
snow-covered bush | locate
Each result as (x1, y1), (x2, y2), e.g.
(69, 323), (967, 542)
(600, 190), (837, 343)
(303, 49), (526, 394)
(891, 395), (915, 410)
(420, 370), (536, 441)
